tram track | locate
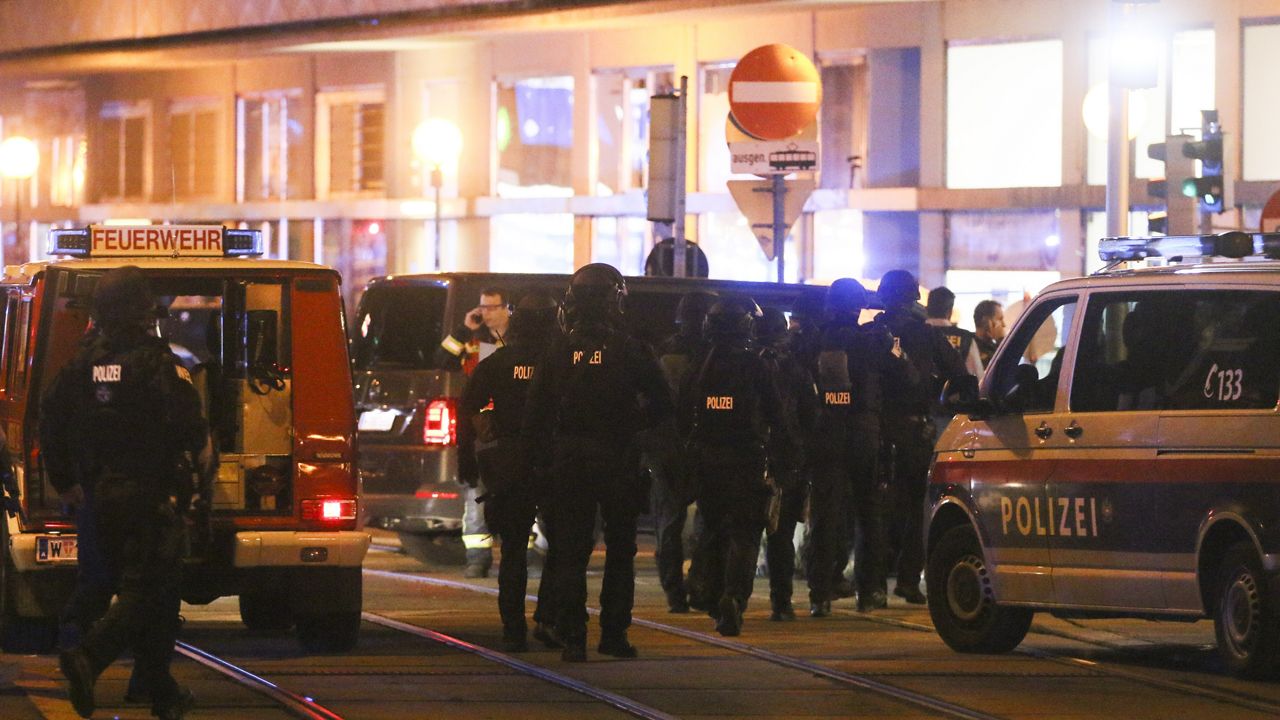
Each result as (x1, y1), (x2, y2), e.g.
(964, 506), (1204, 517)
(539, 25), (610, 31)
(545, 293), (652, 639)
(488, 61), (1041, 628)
(834, 607), (1280, 717)
(364, 567), (1004, 720)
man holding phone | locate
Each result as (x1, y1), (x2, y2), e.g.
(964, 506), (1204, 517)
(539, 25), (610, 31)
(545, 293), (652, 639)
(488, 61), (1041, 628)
(440, 286), (511, 577)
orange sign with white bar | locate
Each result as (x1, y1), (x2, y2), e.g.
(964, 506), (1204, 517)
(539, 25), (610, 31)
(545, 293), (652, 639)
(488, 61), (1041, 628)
(728, 44), (822, 141)
(90, 225), (225, 257)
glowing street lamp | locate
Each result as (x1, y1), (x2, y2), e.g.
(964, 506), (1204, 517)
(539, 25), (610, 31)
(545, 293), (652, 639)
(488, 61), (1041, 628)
(0, 136), (39, 261)
(412, 119), (463, 271)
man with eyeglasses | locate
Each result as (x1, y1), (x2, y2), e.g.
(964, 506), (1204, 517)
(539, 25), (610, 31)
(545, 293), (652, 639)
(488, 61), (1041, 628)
(441, 286), (512, 577)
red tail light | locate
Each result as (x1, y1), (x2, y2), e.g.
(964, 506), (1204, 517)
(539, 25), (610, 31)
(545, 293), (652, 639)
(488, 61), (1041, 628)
(301, 498), (357, 522)
(422, 397), (457, 446)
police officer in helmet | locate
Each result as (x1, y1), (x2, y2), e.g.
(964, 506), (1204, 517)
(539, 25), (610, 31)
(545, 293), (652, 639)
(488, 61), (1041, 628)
(754, 307), (817, 622)
(523, 263), (672, 661)
(803, 278), (911, 616)
(873, 270), (966, 605)
(679, 297), (794, 636)
(458, 291), (562, 652)
(649, 290), (716, 613)
(42, 266), (212, 720)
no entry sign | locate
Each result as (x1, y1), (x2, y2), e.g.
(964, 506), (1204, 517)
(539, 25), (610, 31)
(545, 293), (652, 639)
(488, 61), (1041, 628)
(728, 44), (822, 141)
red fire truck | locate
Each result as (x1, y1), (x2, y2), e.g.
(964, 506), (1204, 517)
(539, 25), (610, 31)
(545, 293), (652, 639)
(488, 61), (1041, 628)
(0, 224), (368, 653)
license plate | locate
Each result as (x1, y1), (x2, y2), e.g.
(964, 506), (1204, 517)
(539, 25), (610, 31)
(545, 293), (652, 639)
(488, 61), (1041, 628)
(358, 409), (397, 432)
(36, 535), (78, 564)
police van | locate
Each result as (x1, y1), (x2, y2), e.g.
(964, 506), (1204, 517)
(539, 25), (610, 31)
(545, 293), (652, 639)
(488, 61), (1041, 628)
(350, 271), (817, 564)
(0, 225), (368, 653)
(927, 232), (1280, 677)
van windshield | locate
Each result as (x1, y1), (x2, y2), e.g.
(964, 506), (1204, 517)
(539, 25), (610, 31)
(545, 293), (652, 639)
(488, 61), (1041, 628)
(352, 283), (447, 370)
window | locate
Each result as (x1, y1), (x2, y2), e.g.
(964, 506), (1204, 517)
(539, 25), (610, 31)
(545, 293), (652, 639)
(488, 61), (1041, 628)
(495, 76), (574, 197)
(97, 101), (151, 201)
(1071, 291), (1280, 412)
(818, 60), (867, 191)
(490, 214), (573, 273)
(1244, 24), (1280, 180)
(48, 135), (85, 207)
(946, 40), (1063, 189)
(812, 209), (864, 282)
(4, 295), (31, 398)
(592, 216), (651, 276)
(317, 88), (385, 197)
(697, 211), (799, 282)
(986, 296), (1076, 414)
(594, 67), (674, 195)
(169, 99), (219, 200)
(239, 91), (306, 201)
(948, 211), (1061, 271)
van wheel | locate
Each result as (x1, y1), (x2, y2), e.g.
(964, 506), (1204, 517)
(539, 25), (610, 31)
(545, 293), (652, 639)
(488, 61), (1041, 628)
(296, 611), (361, 653)
(239, 588), (295, 632)
(926, 525), (1032, 653)
(0, 522), (58, 654)
(1213, 542), (1280, 678)
(398, 531), (466, 567)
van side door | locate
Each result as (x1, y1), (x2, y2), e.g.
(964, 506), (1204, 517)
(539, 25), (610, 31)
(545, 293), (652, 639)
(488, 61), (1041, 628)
(967, 294), (1078, 604)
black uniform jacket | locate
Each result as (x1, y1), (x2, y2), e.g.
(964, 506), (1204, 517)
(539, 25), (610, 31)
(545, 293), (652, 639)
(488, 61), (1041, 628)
(873, 308), (967, 416)
(457, 342), (545, 484)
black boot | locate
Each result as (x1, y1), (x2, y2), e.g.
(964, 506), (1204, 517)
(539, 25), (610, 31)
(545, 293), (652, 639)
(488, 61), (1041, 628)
(597, 631), (638, 658)
(532, 622), (563, 649)
(59, 648), (97, 719)
(561, 639), (587, 662)
(715, 597), (743, 636)
(769, 599), (796, 622)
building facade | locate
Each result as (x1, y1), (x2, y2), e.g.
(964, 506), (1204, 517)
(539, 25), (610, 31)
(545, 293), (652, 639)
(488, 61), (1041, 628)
(1, 0), (1278, 321)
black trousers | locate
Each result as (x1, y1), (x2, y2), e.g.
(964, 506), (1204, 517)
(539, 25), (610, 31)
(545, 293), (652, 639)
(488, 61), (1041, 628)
(884, 414), (935, 590)
(485, 486), (554, 633)
(695, 450), (768, 611)
(548, 440), (640, 644)
(805, 412), (883, 603)
(646, 450), (689, 601)
(76, 476), (185, 708)
(765, 482), (806, 607)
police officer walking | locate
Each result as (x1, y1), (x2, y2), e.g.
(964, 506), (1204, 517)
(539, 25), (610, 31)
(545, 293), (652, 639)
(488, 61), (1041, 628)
(523, 264), (672, 662)
(754, 308), (817, 622)
(804, 279), (911, 616)
(873, 270), (966, 605)
(458, 292), (561, 652)
(649, 291), (716, 613)
(42, 266), (212, 720)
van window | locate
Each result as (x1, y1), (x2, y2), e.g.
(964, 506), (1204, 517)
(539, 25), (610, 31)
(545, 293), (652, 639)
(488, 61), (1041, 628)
(5, 297), (31, 398)
(987, 296), (1076, 414)
(352, 284), (447, 370)
(1071, 290), (1280, 412)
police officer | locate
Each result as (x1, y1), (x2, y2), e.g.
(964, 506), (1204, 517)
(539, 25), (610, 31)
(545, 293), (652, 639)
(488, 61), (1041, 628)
(679, 298), (794, 636)
(42, 266), (212, 720)
(649, 290), (716, 613)
(873, 270), (966, 605)
(804, 279), (911, 616)
(458, 292), (561, 652)
(755, 308), (817, 621)
(925, 287), (983, 378)
(522, 263), (672, 662)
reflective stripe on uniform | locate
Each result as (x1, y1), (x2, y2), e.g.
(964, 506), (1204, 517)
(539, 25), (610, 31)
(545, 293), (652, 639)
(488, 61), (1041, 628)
(440, 335), (465, 355)
(462, 533), (493, 549)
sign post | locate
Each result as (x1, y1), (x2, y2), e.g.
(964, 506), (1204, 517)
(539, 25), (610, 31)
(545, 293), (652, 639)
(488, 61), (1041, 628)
(727, 44), (821, 282)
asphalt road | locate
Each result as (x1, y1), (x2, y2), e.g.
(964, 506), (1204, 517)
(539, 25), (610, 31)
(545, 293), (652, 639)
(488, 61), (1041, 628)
(5, 534), (1280, 719)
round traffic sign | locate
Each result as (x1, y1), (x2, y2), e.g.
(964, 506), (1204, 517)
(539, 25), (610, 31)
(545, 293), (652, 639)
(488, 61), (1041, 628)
(728, 44), (822, 141)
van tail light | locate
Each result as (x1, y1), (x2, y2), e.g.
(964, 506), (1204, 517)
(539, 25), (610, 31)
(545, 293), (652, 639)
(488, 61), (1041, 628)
(422, 397), (457, 446)
(301, 498), (357, 523)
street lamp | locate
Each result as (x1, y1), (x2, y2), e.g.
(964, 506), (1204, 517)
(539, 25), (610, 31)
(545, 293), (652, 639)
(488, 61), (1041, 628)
(412, 119), (463, 271)
(0, 136), (39, 263)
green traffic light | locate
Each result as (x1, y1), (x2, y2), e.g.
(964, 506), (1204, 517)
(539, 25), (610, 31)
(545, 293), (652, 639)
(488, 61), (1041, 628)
(1181, 178), (1197, 198)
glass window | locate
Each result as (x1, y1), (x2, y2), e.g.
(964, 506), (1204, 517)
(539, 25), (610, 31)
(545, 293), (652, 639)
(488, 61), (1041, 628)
(490, 213), (573, 273)
(239, 91), (306, 201)
(986, 295), (1076, 414)
(1244, 24), (1280, 180)
(495, 76), (574, 197)
(48, 135), (86, 208)
(947, 211), (1061, 271)
(323, 219), (387, 315)
(592, 216), (651, 276)
(594, 67), (674, 196)
(1071, 291), (1280, 412)
(169, 99), (219, 200)
(946, 40), (1062, 189)
(698, 210), (799, 282)
(97, 101), (151, 201)
(318, 88), (385, 196)
(818, 61), (866, 191)
(812, 209), (864, 281)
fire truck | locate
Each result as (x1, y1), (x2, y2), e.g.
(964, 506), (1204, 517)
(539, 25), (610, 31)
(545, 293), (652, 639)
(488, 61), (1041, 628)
(0, 225), (368, 653)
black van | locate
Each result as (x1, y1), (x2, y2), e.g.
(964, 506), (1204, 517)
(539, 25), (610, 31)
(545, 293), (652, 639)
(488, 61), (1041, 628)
(350, 272), (817, 564)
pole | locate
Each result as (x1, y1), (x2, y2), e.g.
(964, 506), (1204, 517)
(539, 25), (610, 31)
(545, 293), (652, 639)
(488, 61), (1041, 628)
(15, 178), (23, 263)
(772, 173), (786, 283)
(673, 75), (689, 278)
(432, 166), (443, 271)
(1105, 2), (1131, 239)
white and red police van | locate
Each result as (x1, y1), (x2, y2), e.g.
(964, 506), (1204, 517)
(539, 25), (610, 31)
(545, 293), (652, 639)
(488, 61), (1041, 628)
(928, 232), (1280, 678)
(0, 224), (368, 653)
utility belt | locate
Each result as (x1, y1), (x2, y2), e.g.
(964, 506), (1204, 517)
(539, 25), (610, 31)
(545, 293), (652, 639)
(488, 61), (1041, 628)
(475, 435), (529, 498)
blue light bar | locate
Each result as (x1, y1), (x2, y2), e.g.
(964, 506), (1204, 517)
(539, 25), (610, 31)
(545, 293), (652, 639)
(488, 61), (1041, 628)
(48, 229), (91, 257)
(224, 229), (264, 256)
(1098, 232), (1280, 263)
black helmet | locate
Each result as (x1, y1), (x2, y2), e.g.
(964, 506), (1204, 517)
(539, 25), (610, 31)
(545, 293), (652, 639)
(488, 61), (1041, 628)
(560, 263), (627, 331)
(878, 269), (920, 308)
(755, 307), (788, 346)
(824, 278), (867, 319)
(675, 290), (717, 330)
(508, 291), (559, 345)
(92, 266), (154, 332)
(703, 296), (761, 344)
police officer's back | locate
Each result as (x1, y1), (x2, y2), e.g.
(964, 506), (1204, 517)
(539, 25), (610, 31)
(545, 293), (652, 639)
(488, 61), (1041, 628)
(42, 266), (210, 720)
(522, 263), (672, 662)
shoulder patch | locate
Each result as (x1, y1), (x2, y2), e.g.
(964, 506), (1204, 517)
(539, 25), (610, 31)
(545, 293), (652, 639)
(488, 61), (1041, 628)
(175, 365), (192, 384)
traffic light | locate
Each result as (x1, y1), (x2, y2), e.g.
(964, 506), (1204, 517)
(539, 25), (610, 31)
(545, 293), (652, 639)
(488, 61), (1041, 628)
(1181, 110), (1224, 214)
(1146, 134), (1196, 235)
